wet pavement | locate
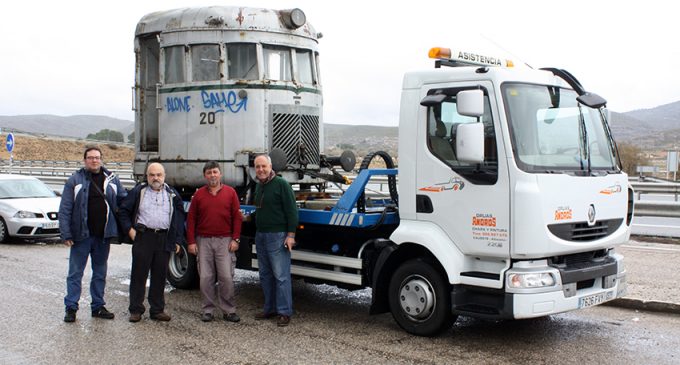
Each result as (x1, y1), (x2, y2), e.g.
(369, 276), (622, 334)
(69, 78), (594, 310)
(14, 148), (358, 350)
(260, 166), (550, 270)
(0, 238), (679, 364)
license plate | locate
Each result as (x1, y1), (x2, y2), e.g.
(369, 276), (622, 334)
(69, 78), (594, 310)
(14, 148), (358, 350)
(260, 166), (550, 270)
(578, 291), (614, 308)
(42, 221), (59, 229)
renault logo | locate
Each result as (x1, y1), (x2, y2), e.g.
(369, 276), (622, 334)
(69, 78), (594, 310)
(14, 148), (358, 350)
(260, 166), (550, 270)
(587, 204), (596, 225)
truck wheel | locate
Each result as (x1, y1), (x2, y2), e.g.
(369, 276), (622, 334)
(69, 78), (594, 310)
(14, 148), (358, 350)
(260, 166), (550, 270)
(388, 258), (456, 336)
(167, 244), (199, 289)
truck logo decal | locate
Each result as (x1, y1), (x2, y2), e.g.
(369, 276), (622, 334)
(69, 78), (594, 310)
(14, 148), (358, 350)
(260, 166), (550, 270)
(330, 213), (356, 226)
(554, 207), (573, 221)
(471, 213), (507, 247)
(472, 214), (496, 227)
(419, 177), (465, 192)
(599, 184), (622, 195)
(587, 204), (597, 225)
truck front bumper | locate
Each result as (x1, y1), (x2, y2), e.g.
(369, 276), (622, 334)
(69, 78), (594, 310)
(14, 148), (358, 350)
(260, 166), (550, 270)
(452, 252), (627, 320)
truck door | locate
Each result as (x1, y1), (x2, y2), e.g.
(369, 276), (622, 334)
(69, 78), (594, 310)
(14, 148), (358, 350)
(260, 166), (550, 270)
(416, 83), (510, 258)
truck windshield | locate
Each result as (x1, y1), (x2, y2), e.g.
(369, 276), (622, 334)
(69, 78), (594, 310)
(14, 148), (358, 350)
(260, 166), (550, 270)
(502, 83), (618, 174)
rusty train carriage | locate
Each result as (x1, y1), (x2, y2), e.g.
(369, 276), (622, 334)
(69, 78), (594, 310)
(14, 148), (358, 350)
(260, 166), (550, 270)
(133, 7), (325, 194)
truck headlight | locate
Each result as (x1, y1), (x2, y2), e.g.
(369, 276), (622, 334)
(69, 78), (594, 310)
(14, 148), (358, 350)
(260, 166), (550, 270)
(508, 273), (556, 289)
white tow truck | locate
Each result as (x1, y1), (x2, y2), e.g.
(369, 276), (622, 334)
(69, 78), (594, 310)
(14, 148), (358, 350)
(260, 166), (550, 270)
(143, 6), (632, 337)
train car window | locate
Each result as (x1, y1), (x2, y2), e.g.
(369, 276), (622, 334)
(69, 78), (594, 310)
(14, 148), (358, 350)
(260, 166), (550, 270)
(263, 46), (292, 81)
(314, 52), (322, 85)
(226, 44), (258, 80)
(191, 44), (220, 81)
(296, 50), (314, 84)
(164, 46), (185, 84)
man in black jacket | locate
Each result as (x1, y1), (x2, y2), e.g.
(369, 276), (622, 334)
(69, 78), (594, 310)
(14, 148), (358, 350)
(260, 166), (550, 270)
(118, 163), (186, 322)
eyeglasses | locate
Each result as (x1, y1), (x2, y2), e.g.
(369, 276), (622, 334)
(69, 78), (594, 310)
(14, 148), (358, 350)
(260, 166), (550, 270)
(86, 156), (101, 161)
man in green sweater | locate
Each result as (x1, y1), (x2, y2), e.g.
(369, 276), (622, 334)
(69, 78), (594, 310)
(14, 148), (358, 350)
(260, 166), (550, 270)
(253, 154), (298, 327)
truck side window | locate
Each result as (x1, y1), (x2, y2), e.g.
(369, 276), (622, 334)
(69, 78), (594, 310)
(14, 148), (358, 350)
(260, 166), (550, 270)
(191, 44), (220, 81)
(226, 44), (258, 80)
(426, 89), (498, 185)
(164, 45), (186, 84)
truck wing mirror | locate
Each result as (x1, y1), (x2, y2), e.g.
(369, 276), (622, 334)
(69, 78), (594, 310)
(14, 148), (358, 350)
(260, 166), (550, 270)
(577, 92), (607, 109)
(456, 89), (484, 117)
(420, 94), (447, 107)
(456, 123), (485, 164)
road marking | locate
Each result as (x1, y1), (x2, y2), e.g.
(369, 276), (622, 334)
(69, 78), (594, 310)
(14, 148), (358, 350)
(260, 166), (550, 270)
(634, 224), (680, 229)
(621, 245), (680, 253)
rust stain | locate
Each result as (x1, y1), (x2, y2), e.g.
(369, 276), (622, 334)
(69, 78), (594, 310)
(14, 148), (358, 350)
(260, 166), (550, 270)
(236, 8), (244, 26)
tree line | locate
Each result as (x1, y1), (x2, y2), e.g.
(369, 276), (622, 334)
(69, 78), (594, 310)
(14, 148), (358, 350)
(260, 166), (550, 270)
(87, 129), (134, 144)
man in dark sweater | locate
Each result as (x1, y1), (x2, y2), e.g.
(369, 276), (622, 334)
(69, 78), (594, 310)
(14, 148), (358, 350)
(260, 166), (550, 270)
(253, 154), (298, 327)
(186, 161), (242, 323)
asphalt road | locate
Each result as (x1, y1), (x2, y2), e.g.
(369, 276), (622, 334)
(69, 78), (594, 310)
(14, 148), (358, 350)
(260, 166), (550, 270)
(1, 240), (680, 365)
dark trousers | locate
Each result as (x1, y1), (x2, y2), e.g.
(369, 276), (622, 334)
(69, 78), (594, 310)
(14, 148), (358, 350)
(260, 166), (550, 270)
(129, 230), (170, 315)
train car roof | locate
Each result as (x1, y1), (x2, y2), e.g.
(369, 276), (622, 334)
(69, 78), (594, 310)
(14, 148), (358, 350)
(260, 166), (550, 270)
(135, 6), (318, 40)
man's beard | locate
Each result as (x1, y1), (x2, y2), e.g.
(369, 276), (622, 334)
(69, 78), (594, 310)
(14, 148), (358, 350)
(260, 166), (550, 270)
(150, 180), (163, 190)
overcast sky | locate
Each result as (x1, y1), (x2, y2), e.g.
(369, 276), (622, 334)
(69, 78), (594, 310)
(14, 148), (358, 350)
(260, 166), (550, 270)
(1, 0), (678, 126)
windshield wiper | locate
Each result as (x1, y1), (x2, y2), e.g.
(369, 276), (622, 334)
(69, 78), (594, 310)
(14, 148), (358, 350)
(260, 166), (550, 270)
(598, 108), (623, 172)
(576, 103), (592, 175)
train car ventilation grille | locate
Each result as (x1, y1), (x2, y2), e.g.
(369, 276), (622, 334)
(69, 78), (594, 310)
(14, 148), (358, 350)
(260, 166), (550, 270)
(272, 113), (320, 166)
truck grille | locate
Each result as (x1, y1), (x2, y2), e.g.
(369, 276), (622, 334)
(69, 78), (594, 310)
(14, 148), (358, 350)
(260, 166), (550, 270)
(272, 112), (320, 166)
(548, 219), (623, 242)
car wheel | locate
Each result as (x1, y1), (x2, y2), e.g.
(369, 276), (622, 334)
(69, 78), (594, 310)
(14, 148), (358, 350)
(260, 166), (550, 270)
(0, 218), (9, 243)
(167, 243), (199, 289)
(388, 258), (457, 336)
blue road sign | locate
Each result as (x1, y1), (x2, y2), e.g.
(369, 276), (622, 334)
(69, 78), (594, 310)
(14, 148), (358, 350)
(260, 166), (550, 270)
(6, 133), (14, 153)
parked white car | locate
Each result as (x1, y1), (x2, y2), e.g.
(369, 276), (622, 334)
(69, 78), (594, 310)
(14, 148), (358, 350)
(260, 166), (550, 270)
(0, 174), (60, 243)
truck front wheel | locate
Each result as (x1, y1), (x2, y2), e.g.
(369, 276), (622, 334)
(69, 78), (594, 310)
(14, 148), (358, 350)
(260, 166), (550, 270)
(388, 258), (457, 336)
(167, 244), (199, 289)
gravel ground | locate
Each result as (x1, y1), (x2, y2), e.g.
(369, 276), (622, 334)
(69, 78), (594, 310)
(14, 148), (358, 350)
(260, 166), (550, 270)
(619, 237), (680, 304)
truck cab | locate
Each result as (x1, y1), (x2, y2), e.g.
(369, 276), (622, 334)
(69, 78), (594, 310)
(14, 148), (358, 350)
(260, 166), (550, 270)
(381, 48), (631, 335)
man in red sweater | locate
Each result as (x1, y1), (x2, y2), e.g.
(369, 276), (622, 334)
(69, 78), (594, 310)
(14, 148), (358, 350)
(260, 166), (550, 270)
(187, 161), (242, 323)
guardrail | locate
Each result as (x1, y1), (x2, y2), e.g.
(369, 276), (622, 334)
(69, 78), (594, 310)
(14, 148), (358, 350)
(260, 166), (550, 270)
(0, 160), (136, 189)
(634, 201), (680, 218)
(0, 160), (678, 218)
(630, 182), (680, 201)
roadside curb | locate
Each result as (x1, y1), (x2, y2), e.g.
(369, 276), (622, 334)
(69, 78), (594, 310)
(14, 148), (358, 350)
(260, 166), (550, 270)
(605, 297), (680, 314)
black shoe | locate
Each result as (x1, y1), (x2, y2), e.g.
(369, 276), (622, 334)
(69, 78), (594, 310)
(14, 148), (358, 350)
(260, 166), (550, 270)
(224, 313), (240, 323)
(92, 306), (115, 320)
(201, 313), (214, 322)
(64, 309), (76, 323)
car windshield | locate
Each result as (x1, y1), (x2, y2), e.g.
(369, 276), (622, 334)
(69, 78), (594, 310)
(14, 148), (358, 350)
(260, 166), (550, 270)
(0, 179), (56, 199)
(502, 83), (619, 174)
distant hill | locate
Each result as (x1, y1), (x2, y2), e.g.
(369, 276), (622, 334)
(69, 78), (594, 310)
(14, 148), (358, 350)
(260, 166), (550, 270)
(610, 101), (680, 149)
(1, 99), (678, 153)
(324, 123), (398, 158)
(0, 114), (133, 139)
